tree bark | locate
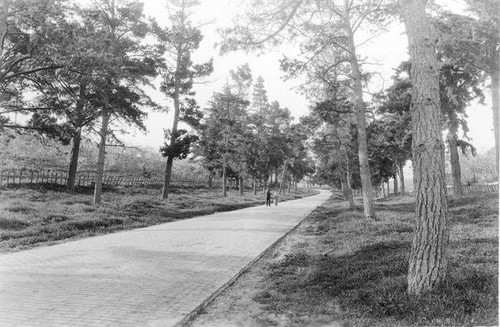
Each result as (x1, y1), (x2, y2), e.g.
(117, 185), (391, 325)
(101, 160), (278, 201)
(161, 40), (183, 200)
(222, 153), (228, 197)
(67, 127), (82, 192)
(239, 177), (244, 195)
(277, 161), (287, 197)
(490, 61), (499, 176)
(341, 170), (356, 209)
(93, 101), (110, 205)
(393, 173), (399, 195)
(401, 0), (449, 296)
(344, 0), (376, 219)
(447, 128), (463, 196)
(399, 160), (406, 195)
(341, 153), (356, 209)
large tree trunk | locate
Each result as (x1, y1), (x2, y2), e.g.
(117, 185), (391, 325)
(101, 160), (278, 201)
(490, 61), (499, 176)
(93, 103), (110, 205)
(252, 176), (257, 195)
(447, 128), (463, 196)
(344, 0), (376, 219)
(67, 128), (82, 192)
(401, 0), (449, 296)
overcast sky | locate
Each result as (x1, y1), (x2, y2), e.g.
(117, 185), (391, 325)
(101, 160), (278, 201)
(122, 0), (495, 154)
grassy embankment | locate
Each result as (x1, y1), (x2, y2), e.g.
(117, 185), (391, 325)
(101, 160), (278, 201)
(190, 192), (498, 327)
(0, 184), (317, 253)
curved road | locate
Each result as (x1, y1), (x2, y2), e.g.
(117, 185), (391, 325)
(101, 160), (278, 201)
(0, 189), (331, 327)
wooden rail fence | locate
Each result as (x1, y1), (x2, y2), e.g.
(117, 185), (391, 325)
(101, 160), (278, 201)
(0, 170), (216, 188)
(458, 184), (498, 194)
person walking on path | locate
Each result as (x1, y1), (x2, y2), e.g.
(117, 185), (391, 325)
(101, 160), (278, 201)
(266, 190), (272, 206)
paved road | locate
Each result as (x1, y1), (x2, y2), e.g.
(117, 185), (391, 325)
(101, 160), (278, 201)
(0, 190), (331, 327)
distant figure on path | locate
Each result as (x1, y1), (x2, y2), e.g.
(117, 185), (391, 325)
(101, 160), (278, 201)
(266, 190), (272, 206)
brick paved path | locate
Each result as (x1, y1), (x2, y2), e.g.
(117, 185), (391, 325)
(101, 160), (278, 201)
(0, 190), (331, 327)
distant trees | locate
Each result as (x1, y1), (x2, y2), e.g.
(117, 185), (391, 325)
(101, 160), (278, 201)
(194, 67), (309, 196)
(221, 0), (390, 219)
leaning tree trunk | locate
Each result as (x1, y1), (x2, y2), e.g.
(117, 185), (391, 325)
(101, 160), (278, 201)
(344, 0), (376, 219)
(67, 127), (82, 192)
(93, 101), (110, 205)
(447, 127), (463, 196)
(161, 43), (182, 200)
(401, 0), (449, 296)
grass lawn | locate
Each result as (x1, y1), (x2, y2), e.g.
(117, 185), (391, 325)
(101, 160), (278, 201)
(0, 184), (317, 253)
(189, 192), (498, 327)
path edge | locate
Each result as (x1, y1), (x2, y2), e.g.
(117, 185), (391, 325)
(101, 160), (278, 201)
(176, 191), (332, 327)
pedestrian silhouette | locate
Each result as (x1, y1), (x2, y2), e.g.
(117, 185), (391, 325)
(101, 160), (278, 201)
(266, 190), (272, 206)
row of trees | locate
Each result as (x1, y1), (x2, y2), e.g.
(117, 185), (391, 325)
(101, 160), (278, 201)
(0, 0), (218, 203)
(310, 55), (482, 199)
(195, 66), (314, 197)
(1, 0), (497, 298)
(219, 0), (498, 297)
(0, 0), (312, 203)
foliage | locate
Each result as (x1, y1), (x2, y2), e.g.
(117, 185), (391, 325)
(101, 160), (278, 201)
(433, 0), (500, 172)
(153, 0), (213, 160)
(0, 0), (64, 102)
